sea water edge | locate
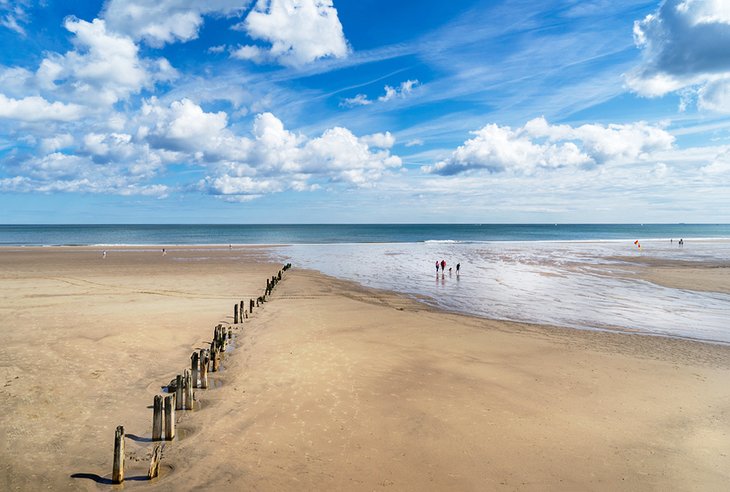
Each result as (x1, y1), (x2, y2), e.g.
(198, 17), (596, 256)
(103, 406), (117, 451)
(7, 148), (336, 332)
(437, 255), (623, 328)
(2, 224), (729, 344)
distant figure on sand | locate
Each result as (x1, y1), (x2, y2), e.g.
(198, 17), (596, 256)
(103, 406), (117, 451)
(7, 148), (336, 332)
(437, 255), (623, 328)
(679, 238), (684, 247)
(456, 263), (460, 275)
(435, 260), (440, 274)
(162, 248), (166, 256)
(102, 250), (107, 258)
(441, 259), (446, 271)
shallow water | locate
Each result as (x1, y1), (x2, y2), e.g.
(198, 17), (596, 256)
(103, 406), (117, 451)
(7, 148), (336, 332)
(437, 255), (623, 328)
(277, 239), (730, 344)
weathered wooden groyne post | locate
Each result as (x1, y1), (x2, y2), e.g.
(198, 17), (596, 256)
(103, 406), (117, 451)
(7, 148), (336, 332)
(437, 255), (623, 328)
(199, 348), (208, 389)
(148, 444), (161, 479)
(175, 374), (183, 410)
(112, 425), (125, 484)
(184, 368), (194, 410)
(234, 303), (239, 324)
(191, 351), (200, 389)
(164, 394), (175, 440)
(152, 395), (163, 441)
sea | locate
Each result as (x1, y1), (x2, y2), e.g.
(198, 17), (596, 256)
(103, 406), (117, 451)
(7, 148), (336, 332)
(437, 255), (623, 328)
(2, 224), (729, 344)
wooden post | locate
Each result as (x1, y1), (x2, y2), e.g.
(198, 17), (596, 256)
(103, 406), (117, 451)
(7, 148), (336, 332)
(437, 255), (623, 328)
(148, 444), (161, 479)
(152, 395), (163, 441)
(200, 350), (209, 389)
(175, 374), (183, 410)
(184, 368), (193, 410)
(234, 303), (239, 324)
(112, 425), (125, 484)
(228, 327), (232, 339)
(191, 351), (199, 389)
(211, 346), (219, 372)
(250, 298), (254, 312)
(164, 394), (175, 440)
(240, 301), (244, 321)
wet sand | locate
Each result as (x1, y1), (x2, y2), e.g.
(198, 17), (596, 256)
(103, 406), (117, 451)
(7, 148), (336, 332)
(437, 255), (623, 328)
(0, 247), (728, 491)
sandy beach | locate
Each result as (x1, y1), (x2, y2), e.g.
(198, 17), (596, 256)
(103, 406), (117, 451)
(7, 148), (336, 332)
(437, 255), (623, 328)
(1, 247), (728, 491)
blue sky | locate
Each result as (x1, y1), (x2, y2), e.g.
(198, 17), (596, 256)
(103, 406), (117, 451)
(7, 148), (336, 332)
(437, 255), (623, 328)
(1, 0), (729, 223)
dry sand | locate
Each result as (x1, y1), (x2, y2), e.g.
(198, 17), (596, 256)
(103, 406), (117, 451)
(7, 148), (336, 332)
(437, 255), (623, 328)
(0, 247), (728, 491)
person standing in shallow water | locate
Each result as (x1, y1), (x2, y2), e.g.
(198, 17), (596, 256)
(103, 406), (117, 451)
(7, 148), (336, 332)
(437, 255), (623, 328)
(456, 263), (460, 275)
(435, 260), (440, 274)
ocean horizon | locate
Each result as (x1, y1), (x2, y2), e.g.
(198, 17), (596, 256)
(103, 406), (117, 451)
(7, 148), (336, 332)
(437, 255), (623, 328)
(1, 223), (729, 247)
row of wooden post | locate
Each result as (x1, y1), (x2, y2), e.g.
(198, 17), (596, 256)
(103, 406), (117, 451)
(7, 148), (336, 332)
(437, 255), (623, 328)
(112, 263), (292, 484)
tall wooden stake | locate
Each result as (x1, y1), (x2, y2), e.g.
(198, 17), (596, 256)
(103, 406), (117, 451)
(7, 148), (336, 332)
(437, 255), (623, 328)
(191, 351), (199, 389)
(164, 394), (175, 440)
(175, 374), (183, 410)
(200, 350), (209, 389)
(152, 395), (163, 441)
(112, 425), (125, 484)
(184, 368), (194, 410)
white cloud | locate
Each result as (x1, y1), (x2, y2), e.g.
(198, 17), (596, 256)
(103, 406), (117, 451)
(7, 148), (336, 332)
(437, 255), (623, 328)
(40, 134), (74, 154)
(0, 0), (31, 35)
(230, 44), (270, 64)
(423, 117), (674, 176)
(303, 127), (401, 185)
(233, 0), (349, 67)
(341, 80), (420, 107)
(134, 98), (401, 198)
(360, 132), (395, 149)
(340, 94), (372, 107)
(0, 94), (85, 121)
(405, 139), (424, 147)
(698, 78), (730, 112)
(627, 0), (730, 112)
(379, 79), (419, 102)
(37, 18), (177, 106)
(702, 149), (730, 174)
(102, 0), (251, 47)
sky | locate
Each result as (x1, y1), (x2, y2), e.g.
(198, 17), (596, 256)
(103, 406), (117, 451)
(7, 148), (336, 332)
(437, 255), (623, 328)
(0, 0), (729, 224)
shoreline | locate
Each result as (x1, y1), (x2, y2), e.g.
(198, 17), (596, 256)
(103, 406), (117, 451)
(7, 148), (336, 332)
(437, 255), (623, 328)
(2, 235), (730, 248)
(1, 247), (729, 490)
(2, 244), (728, 344)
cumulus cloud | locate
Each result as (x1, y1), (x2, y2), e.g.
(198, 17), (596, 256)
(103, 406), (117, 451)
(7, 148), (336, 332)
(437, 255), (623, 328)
(341, 80), (420, 107)
(423, 117), (674, 176)
(379, 79), (419, 102)
(40, 134), (74, 154)
(232, 0), (349, 67)
(0, 94), (86, 121)
(102, 0), (251, 47)
(1, 151), (169, 196)
(37, 18), (177, 106)
(627, 0), (730, 112)
(360, 132), (395, 149)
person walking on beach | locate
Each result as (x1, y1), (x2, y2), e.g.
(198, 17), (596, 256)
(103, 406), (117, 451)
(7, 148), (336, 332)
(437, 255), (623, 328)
(102, 250), (107, 259)
(456, 263), (460, 275)
(435, 260), (440, 274)
(440, 259), (446, 271)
